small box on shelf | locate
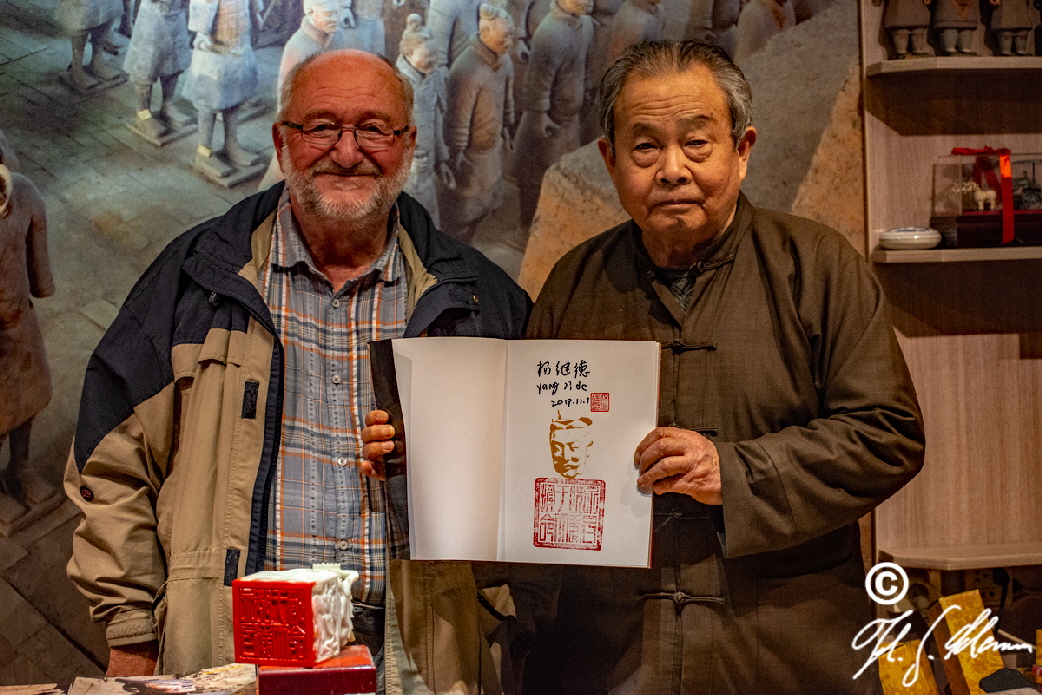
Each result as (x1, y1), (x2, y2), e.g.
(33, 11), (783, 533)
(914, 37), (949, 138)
(931, 211), (1042, 248)
(931, 152), (1042, 248)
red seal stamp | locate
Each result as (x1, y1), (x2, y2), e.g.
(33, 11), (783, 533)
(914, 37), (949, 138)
(590, 393), (609, 412)
(533, 478), (606, 551)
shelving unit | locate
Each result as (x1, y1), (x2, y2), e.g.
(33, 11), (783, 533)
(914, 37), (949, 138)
(860, 0), (1042, 573)
(872, 246), (1042, 263)
(865, 56), (1042, 76)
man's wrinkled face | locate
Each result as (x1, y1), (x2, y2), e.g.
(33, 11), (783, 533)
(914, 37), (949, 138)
(550, 423), (594, 479)
(598, 66), (755, 255)
(274, 51), (415, 227)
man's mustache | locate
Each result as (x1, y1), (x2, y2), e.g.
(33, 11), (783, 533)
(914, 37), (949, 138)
(310, 160), (382, 177)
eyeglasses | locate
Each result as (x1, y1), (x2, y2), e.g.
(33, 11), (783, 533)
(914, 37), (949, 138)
(281, 120), (412, 151)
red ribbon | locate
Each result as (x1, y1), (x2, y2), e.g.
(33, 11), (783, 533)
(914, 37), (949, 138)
(951, 147), (1014, 244)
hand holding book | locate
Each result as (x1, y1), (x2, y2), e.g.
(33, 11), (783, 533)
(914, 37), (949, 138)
(635, 426), (722, 505)
(360, 409), (396, 480)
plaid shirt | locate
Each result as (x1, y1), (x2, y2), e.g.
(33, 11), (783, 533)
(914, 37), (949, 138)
(260, 190), (407, 605)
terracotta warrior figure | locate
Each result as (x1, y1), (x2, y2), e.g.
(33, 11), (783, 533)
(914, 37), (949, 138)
(342, 0), (404, 56)
(54, 0), (123, 91)
(987, 0), (1035, 55)
(733, 0), (796, 64)
(186, 0), (262, 177)
(684, 0), (740, 58)
(580, 0), (623, 141)
(259, 0), (348, 190)
(441, 3), (515, 243)
(932, 0), (980, 54)
(278, 0), (347, 107)
(0, 143), (54, 512)
(513, 0), (593, 228)
(884, 0), (932, 57)
(606, 0), (664, 65)
(123, 0), (193, 139)
(397, 15), (455, 225)
(427, 0), (483, 68)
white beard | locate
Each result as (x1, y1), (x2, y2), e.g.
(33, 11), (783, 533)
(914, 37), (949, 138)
(281, 142), (412, 228)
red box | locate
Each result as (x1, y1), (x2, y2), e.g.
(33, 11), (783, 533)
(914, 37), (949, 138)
(232, 578), (319, 667)
(257, 645), (377, 695)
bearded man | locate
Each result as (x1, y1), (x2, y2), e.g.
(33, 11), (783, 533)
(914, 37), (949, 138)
(64, 49), (530, 690)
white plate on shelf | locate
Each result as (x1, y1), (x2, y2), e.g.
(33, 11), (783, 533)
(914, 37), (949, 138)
(879, 228), (942, 250)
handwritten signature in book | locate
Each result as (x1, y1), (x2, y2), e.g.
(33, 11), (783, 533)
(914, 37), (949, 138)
(536, 359), (590, 378)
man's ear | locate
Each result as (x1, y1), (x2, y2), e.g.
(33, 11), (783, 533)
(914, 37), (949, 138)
(736, 126), (756, 181)
(272, 123), (285, 173)
(597, 137), (616, 178)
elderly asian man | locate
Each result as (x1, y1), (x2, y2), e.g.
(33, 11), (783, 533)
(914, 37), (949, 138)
(515, 39), (925, 695)
(65, 49), (530, 687)
(361, 40), (924, 695)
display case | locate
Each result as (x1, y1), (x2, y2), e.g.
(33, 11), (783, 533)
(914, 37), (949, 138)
(860, 0), (1042, 574)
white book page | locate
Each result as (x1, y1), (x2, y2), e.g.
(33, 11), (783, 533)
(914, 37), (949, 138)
(501, 340), (659, 566)
(392, 337), (507, 561)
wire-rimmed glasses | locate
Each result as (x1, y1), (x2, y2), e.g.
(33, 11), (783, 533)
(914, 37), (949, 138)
(281, 120), (412, 151)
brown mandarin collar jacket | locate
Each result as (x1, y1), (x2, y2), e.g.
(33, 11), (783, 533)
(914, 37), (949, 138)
(523, 194), (924, 694)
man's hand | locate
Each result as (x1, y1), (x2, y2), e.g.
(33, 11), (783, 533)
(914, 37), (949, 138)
(634, 427), (722, 505)
(361, 409), (397, 480)
(193, 33), (213, 51)
(107, 642), (159, 677)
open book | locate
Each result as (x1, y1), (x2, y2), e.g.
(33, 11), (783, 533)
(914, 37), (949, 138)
(375, 337), (659, 568)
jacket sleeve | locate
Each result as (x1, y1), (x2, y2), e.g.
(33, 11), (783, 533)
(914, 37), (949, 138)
(65, 306), (175, 648)
(717, 234), (924, 558)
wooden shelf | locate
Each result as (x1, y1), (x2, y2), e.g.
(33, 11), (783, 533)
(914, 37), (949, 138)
(880, 543), (1042, 571)
(866, 57), (1042, 77)
(871, 246), (1042, 263)
(861, 0), (1042, 568)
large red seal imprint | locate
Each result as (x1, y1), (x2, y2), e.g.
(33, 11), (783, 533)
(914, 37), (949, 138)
(591, 393), (609, 412)
(533, 478), (606, 550)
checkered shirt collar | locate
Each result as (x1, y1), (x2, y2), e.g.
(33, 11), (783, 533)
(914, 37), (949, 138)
(272, 188), (404, 286)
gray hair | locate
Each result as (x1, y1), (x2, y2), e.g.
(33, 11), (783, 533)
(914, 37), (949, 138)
(598, 40), (752, 151)
(276, 50), (415, 124)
